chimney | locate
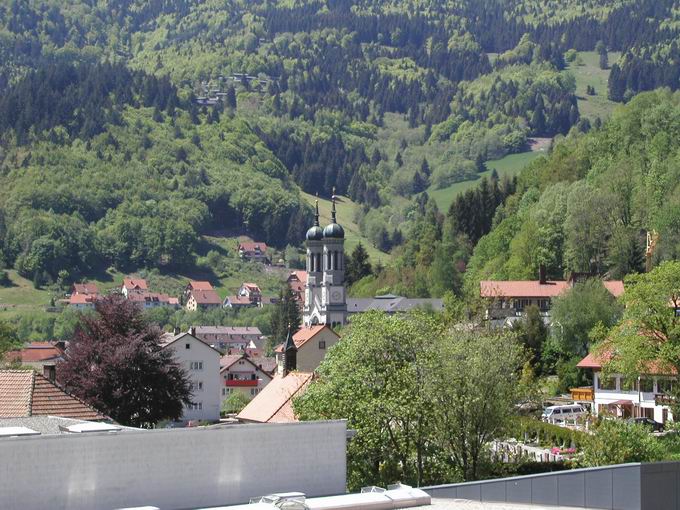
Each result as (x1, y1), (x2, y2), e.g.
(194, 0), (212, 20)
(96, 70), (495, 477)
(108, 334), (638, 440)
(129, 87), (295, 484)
(43, 365), (56, 382)
(538, 264), (547, 285)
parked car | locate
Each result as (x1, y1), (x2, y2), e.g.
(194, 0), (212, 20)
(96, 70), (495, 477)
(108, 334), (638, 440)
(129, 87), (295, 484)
(541, 404), (586, 423)
(627, 417), (664, 432)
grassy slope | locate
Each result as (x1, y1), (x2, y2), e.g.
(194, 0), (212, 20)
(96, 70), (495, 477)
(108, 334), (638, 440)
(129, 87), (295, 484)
(0, 237), (289, 321)
(568, 50), (621, 121)
(301, 191), (391, 262)
(429, 151), (543, 211)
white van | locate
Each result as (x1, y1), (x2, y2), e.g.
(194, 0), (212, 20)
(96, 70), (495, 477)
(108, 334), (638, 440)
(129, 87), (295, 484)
(541, 404), (586, 423)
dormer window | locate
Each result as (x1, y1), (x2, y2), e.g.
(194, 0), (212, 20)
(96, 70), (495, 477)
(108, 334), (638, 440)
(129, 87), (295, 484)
(185, 343), (191, 349)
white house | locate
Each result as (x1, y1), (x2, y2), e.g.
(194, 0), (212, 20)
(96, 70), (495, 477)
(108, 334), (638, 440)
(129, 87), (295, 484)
(219, 354), (275, 405)
(576, 351), (674, 425)
(161, 329), (222, 422)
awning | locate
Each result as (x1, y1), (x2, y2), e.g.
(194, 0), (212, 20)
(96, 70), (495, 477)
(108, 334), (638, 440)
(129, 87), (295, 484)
(609, 399), (634, 406)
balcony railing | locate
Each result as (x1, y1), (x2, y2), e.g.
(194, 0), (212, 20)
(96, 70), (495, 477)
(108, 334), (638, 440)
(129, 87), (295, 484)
(225, 379), (258, 387)
(570, 386), (594, 402)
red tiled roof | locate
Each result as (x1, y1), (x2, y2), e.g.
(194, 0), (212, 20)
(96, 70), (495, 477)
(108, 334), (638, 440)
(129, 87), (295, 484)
(287, 271), (308, 285)
(190, 289), (222, 305)
(69, 294), (97, 305)
(603, 281), (625, 298)
(243, 283), (260, 290)
(72, 283), (99, 295)
(480, 279), (624, 299)
(188, 280), (214, 291)
(0, 370), (106, 420)
(577, 349), (677, 375)
(238, 242), (268, 253)
(226, 295), (252, 305)
(237, 372), (313, 423)
(274, 325), (339, 353)
(123, 278), (148, 291)
(5, 343), (64, 363)
(126, 291), (177, 305)
(220, 354), (243, 370)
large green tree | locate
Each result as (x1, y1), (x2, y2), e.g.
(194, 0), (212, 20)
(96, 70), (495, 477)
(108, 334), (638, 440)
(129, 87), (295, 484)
(268, 284), (302, 354)
(346, 243), (372, 286)
(551, 279), (623, 358)
(294, 311), (522, 487)
(602, 261), (680, 376)
(57, 295), (192, 427)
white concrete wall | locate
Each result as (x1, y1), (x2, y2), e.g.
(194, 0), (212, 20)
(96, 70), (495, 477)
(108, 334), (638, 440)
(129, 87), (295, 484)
(0, 420), (347, 510)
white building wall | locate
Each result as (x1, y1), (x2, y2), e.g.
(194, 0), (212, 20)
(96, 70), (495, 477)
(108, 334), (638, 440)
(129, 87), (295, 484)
(592, 371), (673, 423)
(166, 335), (221, 421)
(0, 421), (347, 510)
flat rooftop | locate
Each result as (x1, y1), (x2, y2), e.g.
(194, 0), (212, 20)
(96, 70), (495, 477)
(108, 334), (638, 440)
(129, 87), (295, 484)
(431, 500), (596, 510)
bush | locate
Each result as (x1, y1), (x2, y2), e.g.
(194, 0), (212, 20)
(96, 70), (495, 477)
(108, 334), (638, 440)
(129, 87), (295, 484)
(581, 419), (663, 467)
(508, 416), (587, 449)
(0, 270), (10, 287)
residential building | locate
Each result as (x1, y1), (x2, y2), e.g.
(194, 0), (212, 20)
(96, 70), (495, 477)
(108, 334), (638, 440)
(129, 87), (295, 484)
(126, 291), (179, 309)
(68, 293), (98, 310)
(346, 294), (445, 316)
(576, 351), (674, 424)
(4, 342), (64, 372)
(185, 281), (222, 311)
(121, 278), (148, 298)
(160, 330), (221, 422)
(238, 241), (269, 263)
(274, 325), (340, 374)
(0, 370), (106, 421)
(219, 353), (274, 403)
(287, 270), (308, 309)
(303, 196), (347, 327)
(237, 371), (314, 423)
(480, 269), (624, 325)
(223, 282), (263, 309)
(193, 326), (265, 355)
(71, 282), (99, 296)
(184, 280), (214, 298)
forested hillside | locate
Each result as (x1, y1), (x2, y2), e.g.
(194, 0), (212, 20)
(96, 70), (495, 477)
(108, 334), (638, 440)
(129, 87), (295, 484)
(0, 0), (679, 297)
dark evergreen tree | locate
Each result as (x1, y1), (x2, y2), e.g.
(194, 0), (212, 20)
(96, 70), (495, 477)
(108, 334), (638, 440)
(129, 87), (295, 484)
(346, 243), (372, 285)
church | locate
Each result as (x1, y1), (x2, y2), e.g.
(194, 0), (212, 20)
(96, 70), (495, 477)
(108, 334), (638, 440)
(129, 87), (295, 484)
(303, 194), (348, 327)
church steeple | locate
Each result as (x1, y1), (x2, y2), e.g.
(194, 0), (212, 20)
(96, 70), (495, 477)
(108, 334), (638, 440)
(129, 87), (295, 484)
(282, 324), (297, 376)
(306, 197), (324, 241)
(323, 188), (345, 239)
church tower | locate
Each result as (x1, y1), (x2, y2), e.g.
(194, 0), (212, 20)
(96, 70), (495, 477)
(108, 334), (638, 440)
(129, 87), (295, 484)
(303, 192), (347, 327)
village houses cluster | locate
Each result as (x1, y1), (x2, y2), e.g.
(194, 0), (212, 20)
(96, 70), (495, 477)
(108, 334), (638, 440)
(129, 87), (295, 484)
(3, 197), (675, 431)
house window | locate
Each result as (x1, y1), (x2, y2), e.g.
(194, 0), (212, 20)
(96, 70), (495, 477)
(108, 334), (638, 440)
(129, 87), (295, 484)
(598, 376), (616, 390)
(190, 361), (203, 370)
(640, 377), (654, 393)
(185, 343), (191, 349)
(319, 340), (326, 350)
(658, 379), (673, 394)
(621, 378), (637, 391)
(198, 381), (203, 391)
(222, 388), (227, 396)
(251, 388), (259, 396)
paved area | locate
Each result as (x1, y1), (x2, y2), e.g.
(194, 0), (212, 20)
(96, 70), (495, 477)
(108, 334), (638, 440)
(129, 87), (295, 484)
(431, 498), (596, 510)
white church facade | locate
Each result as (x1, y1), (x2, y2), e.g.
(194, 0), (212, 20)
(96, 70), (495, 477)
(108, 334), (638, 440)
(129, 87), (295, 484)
(303, 195), (348, 327)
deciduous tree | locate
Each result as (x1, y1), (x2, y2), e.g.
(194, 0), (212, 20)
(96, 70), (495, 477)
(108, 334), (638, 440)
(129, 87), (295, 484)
(57, 295), (192, 427)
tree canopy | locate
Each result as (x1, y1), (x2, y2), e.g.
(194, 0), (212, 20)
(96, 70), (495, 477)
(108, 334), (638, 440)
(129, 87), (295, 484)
(57, 295), (192, 427)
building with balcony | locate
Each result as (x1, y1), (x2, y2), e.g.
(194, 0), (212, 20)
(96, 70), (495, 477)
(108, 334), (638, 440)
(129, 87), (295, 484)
(220, 353), (274, 404)
(577, 351), (674, 424)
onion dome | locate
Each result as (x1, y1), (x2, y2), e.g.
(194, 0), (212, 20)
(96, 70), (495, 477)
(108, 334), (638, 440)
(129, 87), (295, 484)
(306, 200), (324, 241)
(323, 193), (345, 239)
